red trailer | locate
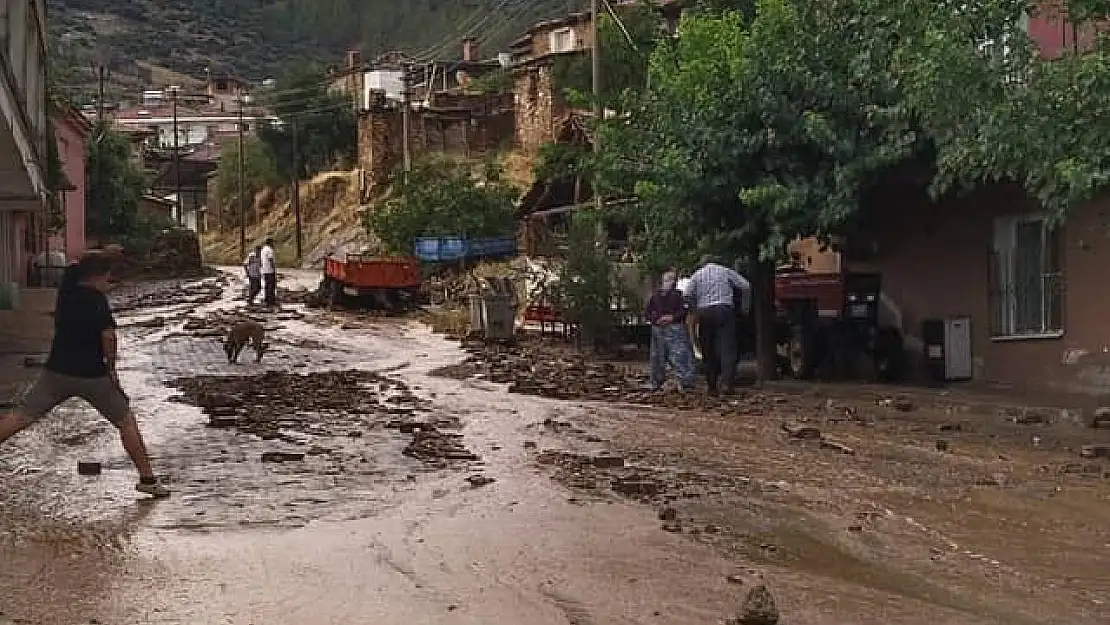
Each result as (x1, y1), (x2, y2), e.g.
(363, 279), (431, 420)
(319, 254), (422, 311)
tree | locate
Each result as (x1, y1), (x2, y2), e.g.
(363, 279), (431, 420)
(594, 0), (1029, 380)
(214, 136), (280, 227)
(87, 122), (148, 240)
(366, 157), (517, 255)
(257, 72), (357, 179)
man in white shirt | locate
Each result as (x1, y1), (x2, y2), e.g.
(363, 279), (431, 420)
(260, 237), (277, 307)
(682, 255), (751, 395)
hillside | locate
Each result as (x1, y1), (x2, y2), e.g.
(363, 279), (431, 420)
(48, 0), (577, 96)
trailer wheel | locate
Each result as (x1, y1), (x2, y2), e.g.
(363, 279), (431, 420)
(787, 325), (816, 380)
(328, 279), (343, 308)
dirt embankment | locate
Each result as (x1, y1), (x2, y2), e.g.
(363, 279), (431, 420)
(202, 170), (374, 268)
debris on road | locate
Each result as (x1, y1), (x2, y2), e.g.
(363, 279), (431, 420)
(260, 452), (306, 463)
(466, 475), (496, 488)
(168, 369), (479, 466)
(76, 462), (101, 476)
(728, 578), (779, 625)
(1080, 444), (1110, 459)
(1092, 407), (1110, 429)
(782, 422), (821, 440)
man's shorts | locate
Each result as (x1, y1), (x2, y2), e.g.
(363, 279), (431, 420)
(17, 370), (131, 425)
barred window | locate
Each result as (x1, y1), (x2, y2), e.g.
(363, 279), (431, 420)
(989, 215), (1063, 337)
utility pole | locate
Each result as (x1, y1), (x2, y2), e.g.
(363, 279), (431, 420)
(170, 86), (182, 225)
(401, 62), (412, 175)
(237, 94), (247, 260)
(590, 0), (602, 212)
(291, 119), (303, 264)
(93, 63), (108, 243)
(95, 64), (107, 124)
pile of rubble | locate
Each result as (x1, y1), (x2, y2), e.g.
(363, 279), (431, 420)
(166, 370), (479, 465)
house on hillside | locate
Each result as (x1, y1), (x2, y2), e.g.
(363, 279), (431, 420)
(354, 41), (515, 190)
(51, 101), (93, 262)
(510, 1), (690, 156)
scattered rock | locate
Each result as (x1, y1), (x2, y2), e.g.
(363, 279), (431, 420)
(1013, 408), (1050, 425)
(819, 438), (856, 455)
(892, 398), (915, 412)
(593, 454), (625, 469)
(77, 461), (102, 476)
(1091, 407), (1110, 429)
(938, 422), (962, 432)
(206, 416), (239, 428)
(661, 520), (682, 533)
(467, 475), (496, 488)
(261, 452), (305, 463)
(729, 582), (779, 625)
(523, 441), (538, 450)
(612, 477), (661, 497)
(1080, 444), (1110, 459)
(782, 422), (821, 440)
(403, 427), (480, 463)
(658, 506), (678, 522)
(935, 440), (949, 452)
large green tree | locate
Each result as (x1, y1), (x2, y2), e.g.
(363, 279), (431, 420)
(594, 0), (1032, 379)
(86, 122), (148, 240)
(366, 157), (517, 255)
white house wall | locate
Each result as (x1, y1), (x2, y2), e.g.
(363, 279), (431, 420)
(0, 0), (48, 206)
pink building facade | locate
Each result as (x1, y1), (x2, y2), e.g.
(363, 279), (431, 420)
(51, 105), (91, 261)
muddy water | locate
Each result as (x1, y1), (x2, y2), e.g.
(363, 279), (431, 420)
(2, 270), (746, 625)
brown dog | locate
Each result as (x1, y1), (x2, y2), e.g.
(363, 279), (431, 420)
(223, 321), (266, 363)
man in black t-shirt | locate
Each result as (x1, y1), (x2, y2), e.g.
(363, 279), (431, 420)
(0, 253), (170, 498)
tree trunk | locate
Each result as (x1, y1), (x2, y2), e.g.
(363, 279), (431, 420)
(752, 259), (778, 384)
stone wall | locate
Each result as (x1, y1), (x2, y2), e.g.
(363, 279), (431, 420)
(514, 64), (564, 156)
(359, 90), (515, 182)
(357, 95), (404, 185)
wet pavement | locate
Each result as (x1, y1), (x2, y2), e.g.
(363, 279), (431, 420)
(0, 270), (743, 625)
(2, 268), (1108, 625)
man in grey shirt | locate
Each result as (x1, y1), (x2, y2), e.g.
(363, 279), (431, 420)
(682, 255), (751, 395)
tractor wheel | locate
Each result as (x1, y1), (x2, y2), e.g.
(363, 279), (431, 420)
(787, 325), (816, 380)
(328, 279), (343, 309)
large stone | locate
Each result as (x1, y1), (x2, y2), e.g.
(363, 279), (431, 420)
(729, 582), (779, 625)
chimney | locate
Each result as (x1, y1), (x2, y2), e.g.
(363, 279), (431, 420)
(462, 37), (478, 61)
(347, 49), (362, 70)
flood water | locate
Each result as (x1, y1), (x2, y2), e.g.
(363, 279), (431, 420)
(1, 269), (743, 625)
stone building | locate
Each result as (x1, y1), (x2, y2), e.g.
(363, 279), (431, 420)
(357, 89), (514, 191)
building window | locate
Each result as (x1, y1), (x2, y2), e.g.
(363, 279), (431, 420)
(990, 214), (1063, 338)
(549, 28), (576, 53)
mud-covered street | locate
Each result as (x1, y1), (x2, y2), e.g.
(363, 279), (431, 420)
(2, 269), (1109, 625)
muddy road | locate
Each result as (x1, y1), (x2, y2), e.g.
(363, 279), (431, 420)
(1, 269), (1108, 625)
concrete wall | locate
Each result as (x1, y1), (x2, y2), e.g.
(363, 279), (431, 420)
(869, 184), (1110, 397)
(54, 114), (88, 260)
